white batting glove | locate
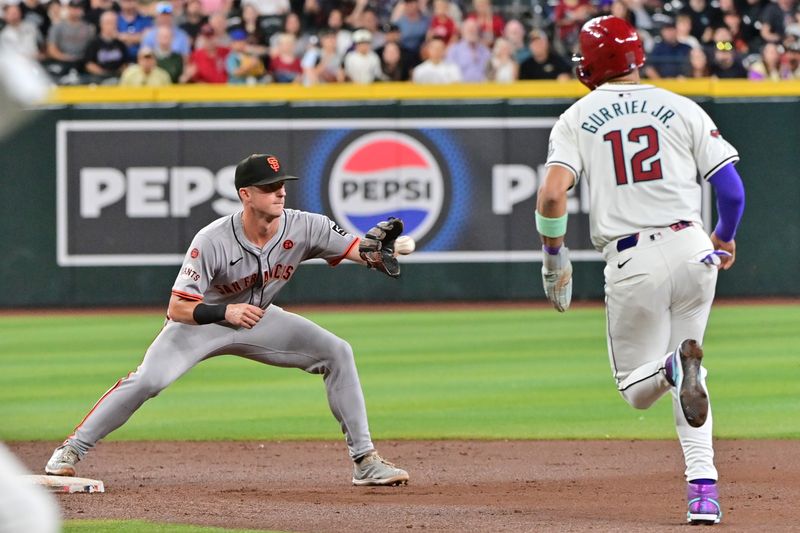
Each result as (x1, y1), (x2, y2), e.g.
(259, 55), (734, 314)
(541, 246), (573, 313)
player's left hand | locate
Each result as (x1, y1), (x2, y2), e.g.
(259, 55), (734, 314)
(359, 218), (403, 278)
(541, 246), (573, 312)
(709, 233), (736, 270)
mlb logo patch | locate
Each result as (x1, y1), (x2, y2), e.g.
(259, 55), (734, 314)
(710, 129), (721, 138)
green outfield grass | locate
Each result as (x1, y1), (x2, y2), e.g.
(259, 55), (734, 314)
(1, 304), (798, 441)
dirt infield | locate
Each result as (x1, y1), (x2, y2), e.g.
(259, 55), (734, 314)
(10, 440), (799, 532)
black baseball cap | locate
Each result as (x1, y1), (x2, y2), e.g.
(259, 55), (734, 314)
(234, 154), (298, 189)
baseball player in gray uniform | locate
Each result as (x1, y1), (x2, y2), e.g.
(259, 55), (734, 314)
(46, 153), (409, 486)
(535, 17), (745, 525)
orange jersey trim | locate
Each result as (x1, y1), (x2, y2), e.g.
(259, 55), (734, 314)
(171, 289), (203, 301)
(328, 237), (360, 267)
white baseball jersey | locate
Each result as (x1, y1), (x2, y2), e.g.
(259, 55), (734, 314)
(172, 209), (358, 309)
(546, 83), (739, 250)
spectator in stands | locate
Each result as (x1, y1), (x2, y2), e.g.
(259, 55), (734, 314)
(141, 2), (191, 58)
(760, 0), (797, 42)
(299, 0), (325, 32)
(486, 36), (517, 82)
(226, 28), (265, 83)
(238, 3), (269, 63)
(446, 18), (491, 81)
(154, 25), (185, 82)
(682, 0), (721, 44)
(85, 0), (113, 32)
(676, 13), (702, 49)
(168, 0), (188, 27)
(737, 0), (767, 47)
(346, 0), (370, 30)
(428, 0), (457, 43)
(117, 0), (152, 60)
(179, 0), (206, 43)
(46, 0), (95, 80)
(269, 32), (303, 82)
(84, 11), (128, 83)
(199, 0), (230, 18)
(1, 3), (42, 60)
(359, 8), (386, 50)
(394, 0), (430, 63)
(645, 18), (693, 78)
(243, 0), (288, 17)
(503, 19), (530, 64)
(412, 36), (462, 82)
(466, 0), (504, 47)
(747, 40), (787, 78)
(681, 45), (712, 77)
(553, 0), (595, 50)
(327, 8), (353, 57)
(623, 0), (654, 34)
(20, 0), (50, 42)
(518, 29), (571, 80)
(710, 39), (749, 76)
(184, 23), (229, 82)
(376, 22), (417, 70)
(784, 40), (800, 76)
(269, 12), (309, 58)
(715, 10), (748, 52)
(609, 0), (635, 27)
(380, 40), (409, 80)
(207, 11), (232, 48)
(119, 45), (172, 85)
(785, 7), (800, 43)
(302, 28), (344, 83)
(344, 28), (384, 82)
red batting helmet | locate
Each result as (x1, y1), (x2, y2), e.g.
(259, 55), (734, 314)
(574, 16), (645, 90)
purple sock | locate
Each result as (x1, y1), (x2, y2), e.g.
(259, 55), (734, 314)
(543, 244), (561, 255)
(664, 353), (676, 386)
(690, 478), (716, 485)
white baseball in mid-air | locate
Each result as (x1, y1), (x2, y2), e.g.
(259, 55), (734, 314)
(395, 236), (416, 255)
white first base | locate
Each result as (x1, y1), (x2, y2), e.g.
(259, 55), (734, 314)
(21, 475), (105, 493)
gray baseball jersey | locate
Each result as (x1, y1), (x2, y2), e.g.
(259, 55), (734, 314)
(66, 208), (375, 460)
(172, 209), (358, 308)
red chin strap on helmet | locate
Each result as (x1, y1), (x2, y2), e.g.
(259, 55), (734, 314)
(574, 16), (646, 90)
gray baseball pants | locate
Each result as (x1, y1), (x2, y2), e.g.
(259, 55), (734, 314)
(66, 305), (374, 459)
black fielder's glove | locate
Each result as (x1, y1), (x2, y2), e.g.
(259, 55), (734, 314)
(359, 218), (404, 278)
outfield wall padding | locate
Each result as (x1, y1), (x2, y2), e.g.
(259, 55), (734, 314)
(0, 95), (797, 307)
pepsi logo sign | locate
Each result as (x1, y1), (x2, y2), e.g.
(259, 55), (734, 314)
(328, 132), (445, 242)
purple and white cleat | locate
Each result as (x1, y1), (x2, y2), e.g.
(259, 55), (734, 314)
(687, 482), (722, 525)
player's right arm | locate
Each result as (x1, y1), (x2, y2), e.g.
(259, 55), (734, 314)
(535, 113), (581, 312)
(167, 296), (264, 329)
(169, 231), (265, 328)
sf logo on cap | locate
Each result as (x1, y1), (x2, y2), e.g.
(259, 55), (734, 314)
(267, 156), (280, 171)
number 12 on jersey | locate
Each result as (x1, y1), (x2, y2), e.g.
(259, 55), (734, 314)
(603, 125), (663, 185)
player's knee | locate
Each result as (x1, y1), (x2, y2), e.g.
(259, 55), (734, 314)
(327, 338), (355, 367)
(134, 372), (171, 399)
(619, 390), (657, 410)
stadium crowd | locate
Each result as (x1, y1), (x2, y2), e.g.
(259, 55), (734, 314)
(1, 0), (799, 85)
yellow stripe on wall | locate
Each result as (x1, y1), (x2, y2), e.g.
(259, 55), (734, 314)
(50, 79), (800, 105)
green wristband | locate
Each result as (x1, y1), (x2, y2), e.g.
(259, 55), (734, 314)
(535, 211), (568, 238)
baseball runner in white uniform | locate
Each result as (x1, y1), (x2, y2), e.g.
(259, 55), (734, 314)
(535, 17), (745, 525)
(46, 153), (410, 486)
